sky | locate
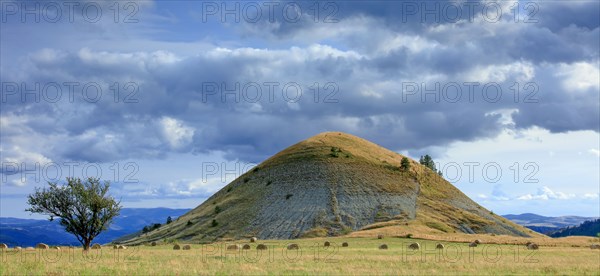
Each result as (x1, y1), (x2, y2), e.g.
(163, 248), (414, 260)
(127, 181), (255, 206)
(1, 0), (599, 219)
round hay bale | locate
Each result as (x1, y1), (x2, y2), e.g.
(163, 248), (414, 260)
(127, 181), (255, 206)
(250, 237), (257, 243)
(0, 243), (7, 249)
(287, 244), (299, 250)
(527, 243), (539, 250)
(324, 241), (331, 247)
(52, 246), (61, 250)
(378, 244), (388, 250)
(242, 244), (251, 250)
(91, 244), (102, 249)
(525, 241), (533, 246)
(342, 242), (349, 247)
(151, 241), (157, 246)
(118, 245), (127, 250)
(227, 244), (240, 251)
(113, 245), (118, 249)
(469, 242), (478, 247)
(436, 243), (444, 249)
(474, 239), (482, 244)
(408, 242), (420, 250)
(14, 246), (22, 251)
(590, 244), (600, 249)
(25, 247), (35, 251)
(256, 244), (268, 250)
(173, 244), (181, 250)
(36, 243), (49, 249)
(377, 234), (383, 239)
(182, 245), (191, 250)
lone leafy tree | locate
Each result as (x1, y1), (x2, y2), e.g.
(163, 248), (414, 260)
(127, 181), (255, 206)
(166, 216), (173, 224)
(26, 177), (122, 250)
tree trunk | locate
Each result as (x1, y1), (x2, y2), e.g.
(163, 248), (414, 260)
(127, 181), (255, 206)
(84, 239), (91, 251)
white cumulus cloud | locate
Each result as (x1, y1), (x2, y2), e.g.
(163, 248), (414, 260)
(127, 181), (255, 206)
(158, 117), (195, 150)
(517, 186), (576, 200)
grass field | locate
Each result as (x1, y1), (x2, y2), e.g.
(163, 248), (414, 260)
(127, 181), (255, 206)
(2, 236), (599, 275)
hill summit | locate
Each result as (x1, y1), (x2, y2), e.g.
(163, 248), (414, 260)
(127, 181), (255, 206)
(121, 132), (534, 244)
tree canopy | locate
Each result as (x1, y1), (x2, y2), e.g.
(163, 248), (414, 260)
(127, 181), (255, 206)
(419, 155), (443, 176)
(400, 157), (411, 171)
(26, 177), (122, 250)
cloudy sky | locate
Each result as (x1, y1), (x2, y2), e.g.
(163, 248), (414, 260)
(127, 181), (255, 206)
(1, 0), (598, 218)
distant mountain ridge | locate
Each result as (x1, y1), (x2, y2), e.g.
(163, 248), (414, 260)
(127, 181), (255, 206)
(0, 208), (191, 247)
(503, 213), (599, 234)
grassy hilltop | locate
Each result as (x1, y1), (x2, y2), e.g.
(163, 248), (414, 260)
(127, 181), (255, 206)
(119, 132), (539, 245)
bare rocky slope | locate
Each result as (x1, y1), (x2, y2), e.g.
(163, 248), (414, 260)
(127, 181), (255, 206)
(120, 132), (536, 244)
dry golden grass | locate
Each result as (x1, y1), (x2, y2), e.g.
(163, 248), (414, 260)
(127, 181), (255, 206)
(349, 224), (594, 247)
(1, 235), (599, 275)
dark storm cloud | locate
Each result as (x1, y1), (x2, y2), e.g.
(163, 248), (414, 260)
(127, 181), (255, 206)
(1, 0), (598, 167)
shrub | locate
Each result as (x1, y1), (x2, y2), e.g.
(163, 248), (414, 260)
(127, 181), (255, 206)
(226, 187), (232, 192)
(243, 177), (250, 183)
(285, 194), (293, 200)
(400, 157), (410, 171)
(211, 219), (218, 227)
(187, 220), (193, 226)
(406, 233), (413, 238)
(266, 180), (272, 186)
(215, 206), (222, 214)
(330, 147), (341, 158)
(340, 226), (352, 235)
(143, 223), (162, 233)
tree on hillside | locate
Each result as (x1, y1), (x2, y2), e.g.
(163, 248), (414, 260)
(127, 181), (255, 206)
(400, 157), (411, 171)
(166, 216), (173, 224)
(419, 155), (436, 171)
(420, 155), (444, 176)
(26, 177), (122, 250)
